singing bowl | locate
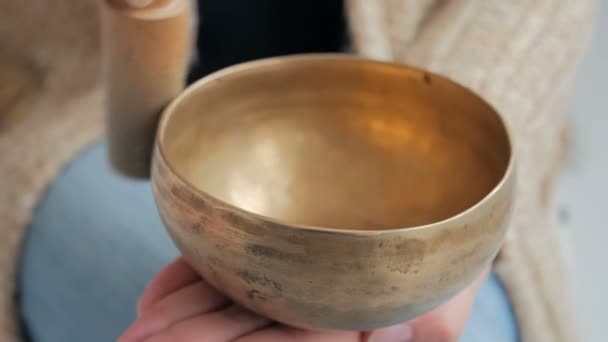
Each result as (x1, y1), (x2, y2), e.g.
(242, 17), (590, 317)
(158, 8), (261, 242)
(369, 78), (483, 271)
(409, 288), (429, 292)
(150, 54), (514, 331)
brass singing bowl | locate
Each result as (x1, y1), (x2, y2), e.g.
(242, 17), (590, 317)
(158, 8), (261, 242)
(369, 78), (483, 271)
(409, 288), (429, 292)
(144, 55), (515, 331)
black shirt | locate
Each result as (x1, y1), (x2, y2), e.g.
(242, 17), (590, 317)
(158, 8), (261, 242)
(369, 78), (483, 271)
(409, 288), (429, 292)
(187, 0), (347, 82)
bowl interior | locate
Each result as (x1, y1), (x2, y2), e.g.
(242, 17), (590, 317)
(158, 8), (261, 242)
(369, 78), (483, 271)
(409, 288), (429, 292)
(159, 56), (511, 230)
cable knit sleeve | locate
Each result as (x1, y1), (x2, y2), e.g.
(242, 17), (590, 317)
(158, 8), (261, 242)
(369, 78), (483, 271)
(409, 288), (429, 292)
(347, 1), (598, 341)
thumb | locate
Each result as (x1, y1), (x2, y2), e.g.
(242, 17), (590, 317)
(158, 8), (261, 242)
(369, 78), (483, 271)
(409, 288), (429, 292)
(365, 268), (490, 342)
(366, 322), (413, 342)
(408, 268), (490, 342)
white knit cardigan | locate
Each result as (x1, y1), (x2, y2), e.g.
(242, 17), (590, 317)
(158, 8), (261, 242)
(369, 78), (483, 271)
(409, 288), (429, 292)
(0, 0), (597, 341)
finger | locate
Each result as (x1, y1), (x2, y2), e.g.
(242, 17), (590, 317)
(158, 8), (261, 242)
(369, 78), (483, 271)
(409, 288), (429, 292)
(120, 281), (229, 342)
(407, 268), (490, 342)
(365, 268), (490, 342)
(237, 326), (360, 342)
(361, 323), (413, 342)
(144, 305), (271, 342)
(137, 257), (200, 316)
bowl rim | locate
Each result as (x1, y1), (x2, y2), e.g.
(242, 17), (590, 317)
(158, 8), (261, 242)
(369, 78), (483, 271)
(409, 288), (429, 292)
(155, 53), (515, 236)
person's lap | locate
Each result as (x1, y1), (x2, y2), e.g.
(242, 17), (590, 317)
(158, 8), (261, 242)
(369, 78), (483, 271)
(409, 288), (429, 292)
(17, 142), (519, 342)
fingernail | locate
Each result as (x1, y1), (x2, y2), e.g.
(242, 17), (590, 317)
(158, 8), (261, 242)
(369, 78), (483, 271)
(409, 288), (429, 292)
(369, 323), (413, 342)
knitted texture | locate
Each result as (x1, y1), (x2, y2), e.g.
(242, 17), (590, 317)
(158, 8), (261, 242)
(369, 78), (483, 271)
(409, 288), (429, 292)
(347, 0), (597, 341)
(0, 0), (597, 341)
(0, 1), (104, 340)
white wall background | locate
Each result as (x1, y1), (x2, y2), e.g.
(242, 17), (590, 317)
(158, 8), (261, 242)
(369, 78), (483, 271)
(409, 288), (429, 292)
(553, 1), (608, 341)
